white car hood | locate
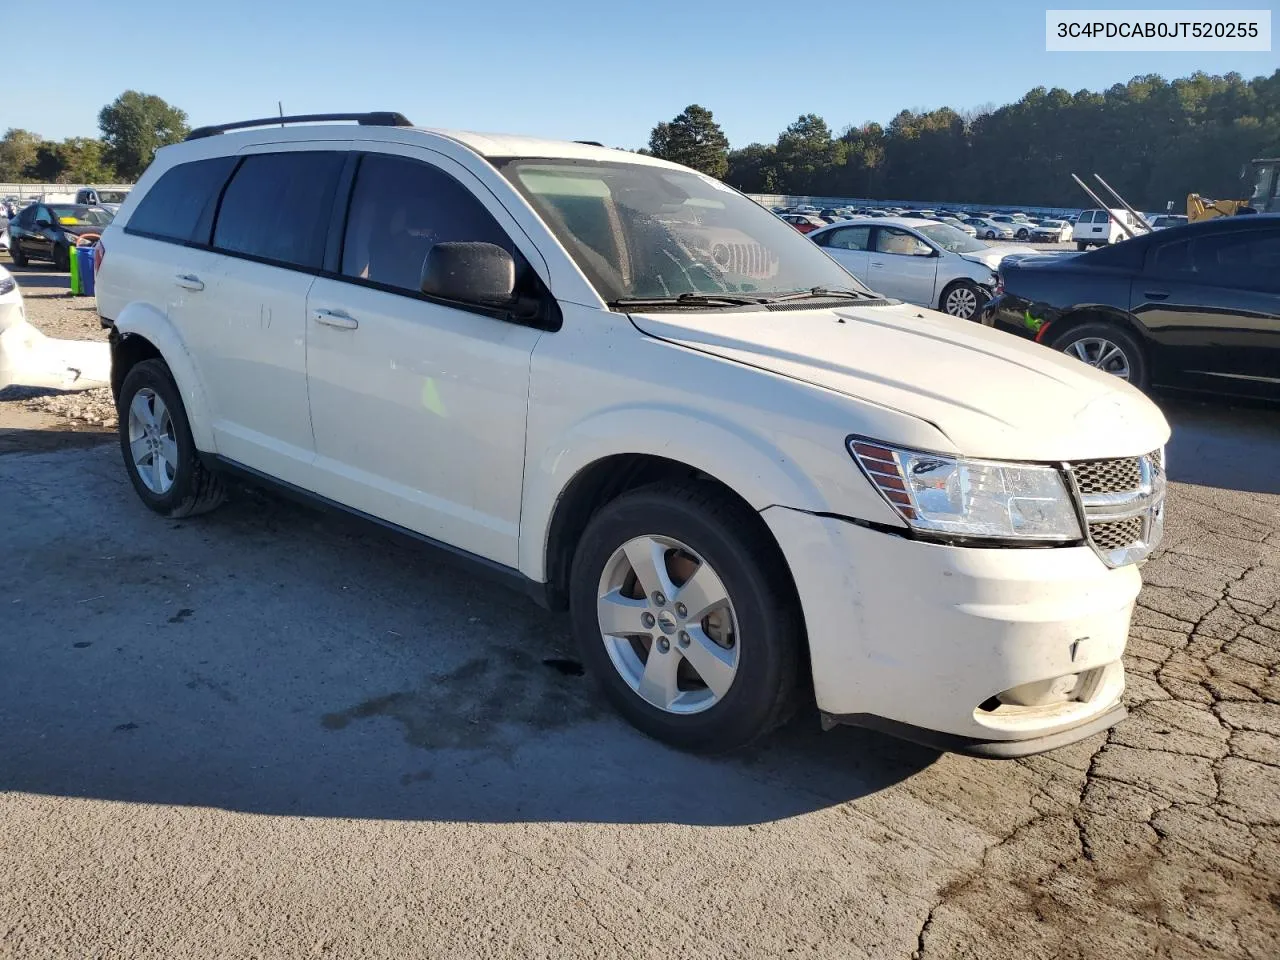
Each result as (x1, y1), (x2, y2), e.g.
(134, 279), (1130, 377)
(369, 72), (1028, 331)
(958, 244), (1024, 270)
(631, 303), (1169, 461)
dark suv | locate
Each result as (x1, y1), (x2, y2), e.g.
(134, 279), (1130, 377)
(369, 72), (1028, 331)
(8, 203), (114, 269)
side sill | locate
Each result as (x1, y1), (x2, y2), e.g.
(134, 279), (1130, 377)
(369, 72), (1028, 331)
(198, 452), (555, 609)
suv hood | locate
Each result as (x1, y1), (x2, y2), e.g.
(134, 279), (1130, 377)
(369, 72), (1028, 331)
(630, 303), (1169, 461)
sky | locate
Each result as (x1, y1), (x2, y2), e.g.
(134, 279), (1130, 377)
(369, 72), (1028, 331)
(10, 0), (1278, 150)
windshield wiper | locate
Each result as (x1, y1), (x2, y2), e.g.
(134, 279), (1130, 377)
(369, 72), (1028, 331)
(609, 293), (765, 309)
(761, 287), (877, 302)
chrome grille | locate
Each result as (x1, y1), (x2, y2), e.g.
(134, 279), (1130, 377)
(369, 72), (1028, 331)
(1073, 457), (1141, 494)
(1089, 517), (1144, 552)
(1069, 449), (1166, 568)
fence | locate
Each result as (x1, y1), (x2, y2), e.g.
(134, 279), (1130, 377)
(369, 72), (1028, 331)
(747, 194), (1085, 219)
(1, 183), (133, 201)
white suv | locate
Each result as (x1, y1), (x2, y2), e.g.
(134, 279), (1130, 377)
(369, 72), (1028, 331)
(95, 112), (1170, 756)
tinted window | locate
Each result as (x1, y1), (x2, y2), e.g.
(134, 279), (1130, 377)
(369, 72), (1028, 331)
(1194, 230), (1280, 293)
(821, 226), (870, 251)
(213, 152), (345, 269)
(127, 156), (236, 243)
(1150, 238), (1192, 274)
(1081, 237), (1145, 269)
(16, 207), (33, 227)
(342, 153), (515, 294)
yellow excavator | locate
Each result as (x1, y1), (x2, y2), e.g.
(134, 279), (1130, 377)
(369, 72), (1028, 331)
(1187, 158), (1278, 221)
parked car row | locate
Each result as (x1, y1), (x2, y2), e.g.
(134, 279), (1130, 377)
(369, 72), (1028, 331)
(773, 203), (1084, 242)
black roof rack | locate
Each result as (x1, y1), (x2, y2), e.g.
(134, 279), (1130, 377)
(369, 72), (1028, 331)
(574, 140), (605, 147)
(186, 112), (413, 141)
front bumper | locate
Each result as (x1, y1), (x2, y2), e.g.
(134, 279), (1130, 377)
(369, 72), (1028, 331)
(978, 292), (1043, 340)
(763, 507), (1140, 757)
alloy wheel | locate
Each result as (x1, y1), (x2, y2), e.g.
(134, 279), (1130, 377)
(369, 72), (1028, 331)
(1065, 337), (1131, 380)
(944, 286), (979, 318)
(596, 535), (740, 714)
(127, 388), (179, 494)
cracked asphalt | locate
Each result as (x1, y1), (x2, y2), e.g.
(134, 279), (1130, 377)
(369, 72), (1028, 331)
(0, 275), (1277, 959)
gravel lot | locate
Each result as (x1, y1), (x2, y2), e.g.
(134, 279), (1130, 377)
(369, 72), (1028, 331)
(1, 258), (1277, 959)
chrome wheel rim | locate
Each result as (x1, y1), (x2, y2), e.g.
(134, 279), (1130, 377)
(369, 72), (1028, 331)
(596, 535), (740, 715)
(1065, 337), (1131, 381)
(944, 286), (978, 318)
(127, 388), (178, 494)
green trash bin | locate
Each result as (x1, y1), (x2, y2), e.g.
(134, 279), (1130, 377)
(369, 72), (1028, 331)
(68, 243), (82, 295)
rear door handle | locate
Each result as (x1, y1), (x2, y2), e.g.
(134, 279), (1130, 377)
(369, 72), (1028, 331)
(870, 260), (884, 268)
(174, 274), (204, 291)
(312, 308), (358, 330)
(1144, 290), (1170, 301)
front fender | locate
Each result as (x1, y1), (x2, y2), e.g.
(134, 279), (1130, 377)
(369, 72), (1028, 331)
(517, 402), (899, 581)
(113, 302), (216, 452)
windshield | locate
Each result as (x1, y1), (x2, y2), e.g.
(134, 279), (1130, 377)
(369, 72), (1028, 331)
(498, 158), (866, 303)
(914, 222), (988, 253)
(48, 204), (114, 227)
(96, 191), (128, 204)
(1249, 161), (1277, 211)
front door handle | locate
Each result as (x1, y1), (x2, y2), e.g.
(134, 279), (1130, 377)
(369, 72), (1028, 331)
(174, 273), (204, 291)
(1144, 290), (1170, 301)
(312, 308), (358, 330)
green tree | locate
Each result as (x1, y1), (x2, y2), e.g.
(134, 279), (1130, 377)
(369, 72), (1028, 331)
(647, 105), (730, 178)
(0, 129), (42, 181)
(98, 91), (189, 180)
(725, 143), (778, 193)
(27, 138), (116, 183)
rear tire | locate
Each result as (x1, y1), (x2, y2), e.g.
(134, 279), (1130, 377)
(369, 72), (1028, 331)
(1050, 321), (1149, 391)
(569, 482), (803, 753)
(117, 358), (226, 518)
(1076, 241), (1088, 251)
(9, 240), (27, 266)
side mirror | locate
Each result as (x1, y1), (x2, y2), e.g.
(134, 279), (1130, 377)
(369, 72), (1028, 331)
(419, 241), (515, 307)
(35, 219), (51, 229)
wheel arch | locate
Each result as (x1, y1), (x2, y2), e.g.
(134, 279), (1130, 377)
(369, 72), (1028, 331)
(1041, 305), (1148, 348)
(111, 303), (216, 451)
(521, 409), (836, 607)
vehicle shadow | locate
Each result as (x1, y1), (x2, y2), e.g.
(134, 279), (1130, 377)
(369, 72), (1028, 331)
(7, 267), (72, 290)
(1160, 394), (1280, 496)
(0, 471), (939, 827)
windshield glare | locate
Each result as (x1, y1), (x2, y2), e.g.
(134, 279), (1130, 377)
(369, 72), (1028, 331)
(914, 222), (988, 253)
(49, 204), (114, 226)
(498, 159), (869, 304)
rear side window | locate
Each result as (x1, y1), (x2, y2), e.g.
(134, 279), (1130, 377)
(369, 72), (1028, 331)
(819, 225), (871, 251)
(1180, 229), (1280, 293)
(341, 153), (515, 295)
(212, 152), (345, 270)
(126, 156), (236, 244)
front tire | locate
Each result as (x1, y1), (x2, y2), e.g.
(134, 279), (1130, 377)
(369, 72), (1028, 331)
(117, 358), (226, 518)
(940, 279), (987, 320)
(53, 243), (70, 271)
(569, 482), (802, 753)
(984, 230), (996, 240)
(1050, 321), (1149, 390)
(1016, 228), (1030, 240)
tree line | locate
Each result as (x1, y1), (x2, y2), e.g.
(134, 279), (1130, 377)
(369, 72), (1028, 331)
(647, 71), (1280, 210)
(0, 92), (189, 184)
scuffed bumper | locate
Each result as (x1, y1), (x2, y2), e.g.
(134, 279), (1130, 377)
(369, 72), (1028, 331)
(763, 506), (1140, 756)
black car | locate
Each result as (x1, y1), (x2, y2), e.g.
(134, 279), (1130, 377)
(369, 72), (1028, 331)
(7, 202), (114, 270)
(981, 215), (1280, 401)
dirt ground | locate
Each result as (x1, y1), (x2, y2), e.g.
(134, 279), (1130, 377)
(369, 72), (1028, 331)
(1, 257), (1277, 959)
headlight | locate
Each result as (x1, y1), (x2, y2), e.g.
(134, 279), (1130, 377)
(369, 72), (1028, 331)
(0, 270), (14, 296)
(848, 437), (1082, 542)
